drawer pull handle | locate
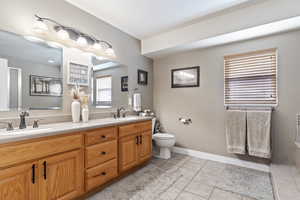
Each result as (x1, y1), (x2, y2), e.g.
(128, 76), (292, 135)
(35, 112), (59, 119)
(101, 172), (106, 176)
(43, 161), (47, 180)
(136, 136), (139, 144)
(32, 164), (36, 184)
(101, 151), (106, 155)
(101, 135), (106, 139)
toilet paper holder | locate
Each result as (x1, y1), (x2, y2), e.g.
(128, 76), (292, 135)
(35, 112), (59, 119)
(178, 117), (192, 125)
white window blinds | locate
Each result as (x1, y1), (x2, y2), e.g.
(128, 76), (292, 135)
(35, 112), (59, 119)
(96, 76), (112, 106)
(224, 48), (277, 105)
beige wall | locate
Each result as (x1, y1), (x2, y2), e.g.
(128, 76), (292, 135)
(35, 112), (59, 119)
(0, 0), (153, 120)
(153, 30), (300, 164)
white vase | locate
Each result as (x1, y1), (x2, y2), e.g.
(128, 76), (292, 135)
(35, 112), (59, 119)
(82, 106), (89, 123)
(71, 100), (81, 123)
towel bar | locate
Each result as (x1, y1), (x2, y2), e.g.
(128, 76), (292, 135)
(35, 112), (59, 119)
(225, 106), (274, 111)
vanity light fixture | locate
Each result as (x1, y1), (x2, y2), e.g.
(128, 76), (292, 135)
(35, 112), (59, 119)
(30, 15), (116, 58)
(57, 28), (69, 40)
(92, 41), (102, 50)
(76, 35), (88, 46)
(33, 18), (48, 33)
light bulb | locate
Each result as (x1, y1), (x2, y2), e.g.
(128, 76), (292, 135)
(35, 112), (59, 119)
(57, 28), (69, 40)
(93, 41), (102, 50)
(33, 19), (48, 33)
(105, 48), (115, 57)
(76, 36), (87, 46)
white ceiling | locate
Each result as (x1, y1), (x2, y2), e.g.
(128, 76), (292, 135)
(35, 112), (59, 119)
(65, 0), (251, 39)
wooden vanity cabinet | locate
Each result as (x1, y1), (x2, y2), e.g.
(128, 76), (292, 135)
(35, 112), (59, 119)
(0, 119), (152, 200)
(84, 126), (118, 192)
(0, 134), (84, 200)
(119, 121), (152, 173)
(0, 161), (39, 200)
(139, 130), (153, 162)
(39, 149), (84, 200)
(119, 134), (140, 172)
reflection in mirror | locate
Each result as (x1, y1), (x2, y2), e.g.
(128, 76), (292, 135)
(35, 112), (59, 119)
(0, 30), (63, 111)
(91, 57), (129, 109)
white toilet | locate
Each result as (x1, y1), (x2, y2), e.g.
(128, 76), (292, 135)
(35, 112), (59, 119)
(153, 133), (176, 159)
(152, 118), (176, 159)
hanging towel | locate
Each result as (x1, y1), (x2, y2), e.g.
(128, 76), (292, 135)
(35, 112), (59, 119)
(225, 110), (247, 155)
(247, 110), (272, 159)
(133, 93), (141, 112)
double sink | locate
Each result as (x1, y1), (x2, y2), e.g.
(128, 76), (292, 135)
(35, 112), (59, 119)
(0, 116), (151, 144)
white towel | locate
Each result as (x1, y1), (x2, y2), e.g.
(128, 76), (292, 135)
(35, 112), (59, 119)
(225, 110), (247, 155)
(133, 93), (141, 112)
(247, 110), (271, 159)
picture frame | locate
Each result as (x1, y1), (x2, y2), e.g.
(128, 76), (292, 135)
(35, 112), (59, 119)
(171, 66), (200, 88)
(30, 75), (63, 96)
(121, 76), (128, 92)
(138, 69), (148, 85)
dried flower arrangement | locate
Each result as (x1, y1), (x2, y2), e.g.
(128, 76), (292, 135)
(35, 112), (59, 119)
(71, 83), (86, 100)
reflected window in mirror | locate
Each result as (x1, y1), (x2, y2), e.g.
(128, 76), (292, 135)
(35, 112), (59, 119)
(96, 76), (112, 108)
(91, 56), (129, 109)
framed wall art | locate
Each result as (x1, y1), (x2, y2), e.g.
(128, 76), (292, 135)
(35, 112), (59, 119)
(30, 75), (63, 96)
(171, 66), (200, 88)
(138, 69), (148, 85)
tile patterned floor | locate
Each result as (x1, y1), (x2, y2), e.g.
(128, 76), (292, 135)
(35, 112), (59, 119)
(271, 164), (300, 200)
(88, 154), (274, 200)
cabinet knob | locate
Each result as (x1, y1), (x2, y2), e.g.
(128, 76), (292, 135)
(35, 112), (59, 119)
(101, 151), (106, 155)
(101, 135), (106, 139)
(101, 172), (106, 176)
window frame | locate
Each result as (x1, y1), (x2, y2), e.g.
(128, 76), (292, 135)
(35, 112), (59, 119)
(223, 48), (278, 107)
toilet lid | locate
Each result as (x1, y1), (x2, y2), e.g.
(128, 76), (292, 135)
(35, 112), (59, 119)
(153, 133), (175, 140)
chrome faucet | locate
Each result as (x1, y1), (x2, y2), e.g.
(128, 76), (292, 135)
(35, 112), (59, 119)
(0, 122), (14, 131)
(116, 107), (126, 118)
(19, 111), (29, 129)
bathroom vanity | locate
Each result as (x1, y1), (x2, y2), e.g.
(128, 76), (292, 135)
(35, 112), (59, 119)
(0, 117), (152, 200)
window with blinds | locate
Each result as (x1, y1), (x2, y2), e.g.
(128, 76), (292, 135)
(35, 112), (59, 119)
(96, 76), (112, 107)
(224, 48), (277, 105)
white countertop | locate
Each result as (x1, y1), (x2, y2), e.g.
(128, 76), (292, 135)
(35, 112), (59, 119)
(0, 116), (152, 145)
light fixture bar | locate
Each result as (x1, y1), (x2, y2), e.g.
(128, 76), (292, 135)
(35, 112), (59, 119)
(34, 14), (114, 50)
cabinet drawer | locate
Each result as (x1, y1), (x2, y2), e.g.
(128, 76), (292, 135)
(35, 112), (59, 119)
(119, 123), (139, 138)
(85, 140), (117, 168)
(85, 159), (118, 191)
(0, 134), (83, 168)
(137, 121), (152, 132)
(85, 126), (117, 146)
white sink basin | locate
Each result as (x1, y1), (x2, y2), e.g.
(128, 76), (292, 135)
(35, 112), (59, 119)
(0, 128), (52, 136)
(115, 116), (141, 121)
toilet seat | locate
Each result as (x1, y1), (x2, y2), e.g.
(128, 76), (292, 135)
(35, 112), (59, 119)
(153, 133), (175, 140)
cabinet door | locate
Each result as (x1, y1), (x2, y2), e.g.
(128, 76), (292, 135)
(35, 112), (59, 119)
(39, 149), (84, 200)
(119, 134), (139, 172)
(139, 131), (153, 162)
(0, 162), (39, 200)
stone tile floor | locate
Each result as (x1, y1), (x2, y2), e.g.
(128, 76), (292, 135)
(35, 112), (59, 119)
(271, 164), (300, 200)
(88, 153), (274, 200)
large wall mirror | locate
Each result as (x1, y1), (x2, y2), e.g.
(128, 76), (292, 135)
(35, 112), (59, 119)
(0, 30), (63, 111)
(90, 57), (129, 109)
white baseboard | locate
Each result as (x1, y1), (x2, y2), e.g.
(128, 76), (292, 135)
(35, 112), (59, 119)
(172, 146), (270, 173)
